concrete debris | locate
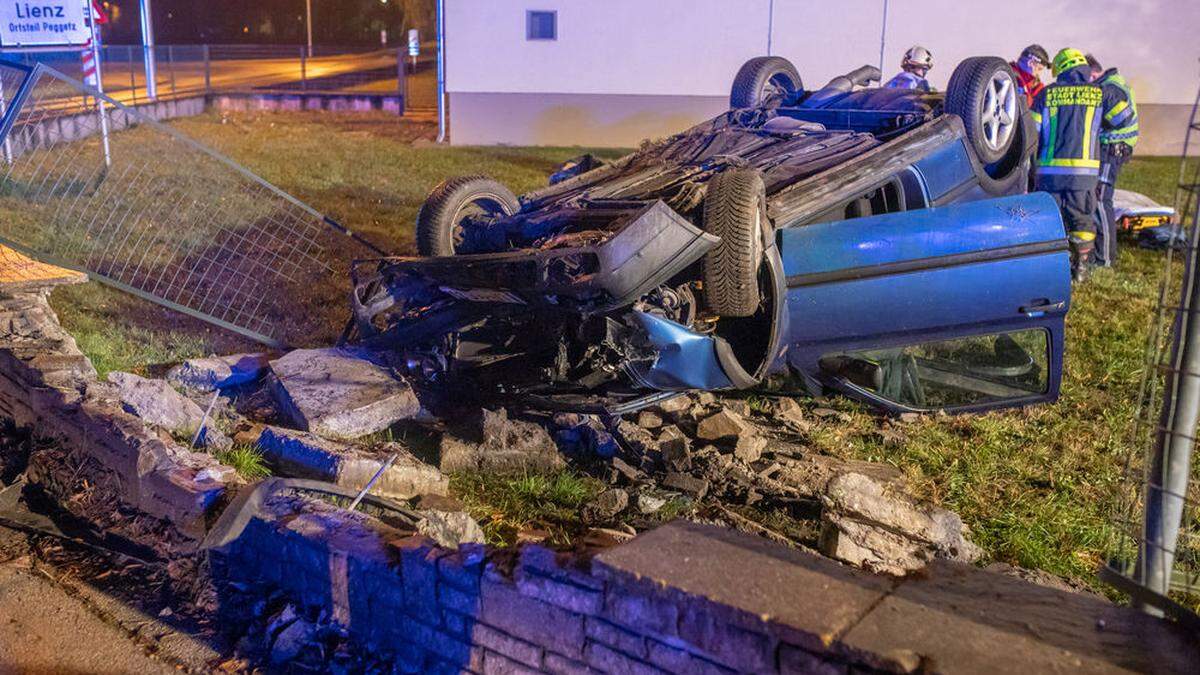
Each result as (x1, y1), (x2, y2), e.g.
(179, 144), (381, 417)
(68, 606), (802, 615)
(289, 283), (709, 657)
(654, 394), (691, 416)
(416, 509), (486, 548)
(662, 471), (709, 498)
(168, 353), (270, 392)
(106, 371), (205, 435)
(583, 488), (629, 523)
(269, 347), (421, 440)
(819, 472), (981, 575)
(635, 410), (664, 430)
(772, 397), (808, 429)
(440, 408), (564, 473)
(257, 427), (449, 500)
(696, 408), (748, 442)
(733, 434), (768, 463)
(636, 493), (667, 515)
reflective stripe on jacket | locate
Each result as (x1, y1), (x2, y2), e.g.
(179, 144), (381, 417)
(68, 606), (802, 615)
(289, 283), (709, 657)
(1030, 66), (1120, 188)
(1098, 68), (1138, 148)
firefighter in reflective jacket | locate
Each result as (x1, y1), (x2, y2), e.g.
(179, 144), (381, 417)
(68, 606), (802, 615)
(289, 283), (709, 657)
(1086, 54), (1139, 268)
(1030, 48), (1127, 280)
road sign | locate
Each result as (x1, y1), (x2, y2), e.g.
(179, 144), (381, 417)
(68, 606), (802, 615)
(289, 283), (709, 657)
(0, 0), (91, 47)
(408, 28), (420, 57)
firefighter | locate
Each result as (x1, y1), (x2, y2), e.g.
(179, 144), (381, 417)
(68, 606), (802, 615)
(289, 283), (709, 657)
(884, 46), (933, 92)
(1030, 48), (1126, 281)
(1086, 53), (1139, 268)
(1011, 44), (1048, 107)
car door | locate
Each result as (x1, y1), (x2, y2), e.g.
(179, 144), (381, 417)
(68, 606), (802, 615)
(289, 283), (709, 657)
(778, 191), (1070, 414)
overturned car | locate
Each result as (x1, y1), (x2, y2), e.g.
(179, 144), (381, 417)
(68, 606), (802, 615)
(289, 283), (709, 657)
(351, 56), (1072, 415)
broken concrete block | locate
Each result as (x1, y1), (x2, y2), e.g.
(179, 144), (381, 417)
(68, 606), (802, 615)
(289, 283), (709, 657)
(696, 409), (747, 442)
(663, 471), (709, 498)
(636, 410), (663, 430)
(269, 347), (420, 440)
(583, 488), (629, 523)
(416, 510), (486, 548)
(819, 472), (981, 575)
(733, 435), (767, 463)
(257, 426), (448, 500)
(107, 371), (205, 434)
(439, 408), (564, 474)
(168, 353), (270, 392)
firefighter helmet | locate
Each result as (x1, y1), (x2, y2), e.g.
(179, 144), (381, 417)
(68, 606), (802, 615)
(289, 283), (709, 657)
(1052, 48), (1088, 77)
(902, 45), (933, 71)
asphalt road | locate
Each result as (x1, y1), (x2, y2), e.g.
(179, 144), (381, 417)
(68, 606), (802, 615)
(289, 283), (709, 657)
(0, 563), (179, 675)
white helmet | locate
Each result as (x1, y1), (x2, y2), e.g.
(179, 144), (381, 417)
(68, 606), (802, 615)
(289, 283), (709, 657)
(902, 45), (933, 71)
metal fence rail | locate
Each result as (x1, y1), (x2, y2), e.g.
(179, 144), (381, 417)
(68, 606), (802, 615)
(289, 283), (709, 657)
(1104, 80), (1200, 626)
(0, 59), (385, 347)
(0, 44), (416, 109)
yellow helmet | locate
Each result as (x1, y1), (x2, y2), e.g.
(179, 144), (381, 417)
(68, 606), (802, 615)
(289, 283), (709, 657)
(1052, 48), (1088, 77)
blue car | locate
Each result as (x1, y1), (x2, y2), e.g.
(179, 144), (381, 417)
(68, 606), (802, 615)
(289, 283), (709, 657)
(351, 56), (1071, 415)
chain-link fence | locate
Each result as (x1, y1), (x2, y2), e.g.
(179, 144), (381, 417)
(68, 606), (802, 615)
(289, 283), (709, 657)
(0, 59), (388, 347)
(1104, 84), (1200, 628)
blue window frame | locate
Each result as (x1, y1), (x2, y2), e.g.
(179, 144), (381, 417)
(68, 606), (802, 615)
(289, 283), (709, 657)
(526, 10), (557, 41)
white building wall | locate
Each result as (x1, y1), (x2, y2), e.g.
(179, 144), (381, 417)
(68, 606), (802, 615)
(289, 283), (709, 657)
(446, 0), (1200, 153)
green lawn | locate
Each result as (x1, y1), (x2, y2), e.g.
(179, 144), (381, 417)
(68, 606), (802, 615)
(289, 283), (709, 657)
(50, 111), (1196, 592)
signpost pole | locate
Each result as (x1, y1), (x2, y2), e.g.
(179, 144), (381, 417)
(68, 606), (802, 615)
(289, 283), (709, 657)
(86, 2), (110, 167)
(139, 0), (157, 100)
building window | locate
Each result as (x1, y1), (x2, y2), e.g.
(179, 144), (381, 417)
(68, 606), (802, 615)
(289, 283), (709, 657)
(526, 10), (557, 41)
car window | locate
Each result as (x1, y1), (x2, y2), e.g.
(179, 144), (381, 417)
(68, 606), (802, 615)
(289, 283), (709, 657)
(807, 177), (907, 225)
(819, 328), (1050, 410)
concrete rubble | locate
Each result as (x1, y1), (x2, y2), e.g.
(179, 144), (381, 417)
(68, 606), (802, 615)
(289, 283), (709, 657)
(269, 347), (422, 440)
(168, 353), (271, 392)
(107, 371), (207, 436)
(256, 426), (449, 501)
(439, 407), (565, 473)
(820, 472), (982, 575)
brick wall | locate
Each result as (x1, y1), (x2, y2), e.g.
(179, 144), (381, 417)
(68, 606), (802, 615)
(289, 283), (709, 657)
(211, 493), (867, 675)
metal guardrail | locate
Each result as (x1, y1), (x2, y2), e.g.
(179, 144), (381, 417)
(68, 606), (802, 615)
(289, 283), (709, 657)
(0, 58), (388, 347)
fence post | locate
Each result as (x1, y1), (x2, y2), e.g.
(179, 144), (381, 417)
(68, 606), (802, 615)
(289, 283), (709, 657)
(167, 45), (176, 95)
(203, 45), (211, 94)
(1141, 208), (1200, 608)
(396, 47), (406, 115)
(127, 44), (136, 103)
(300, 46), (307, 92)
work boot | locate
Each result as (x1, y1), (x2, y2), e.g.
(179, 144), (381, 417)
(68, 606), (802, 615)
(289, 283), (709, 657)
(1069, 233), (1095, 284)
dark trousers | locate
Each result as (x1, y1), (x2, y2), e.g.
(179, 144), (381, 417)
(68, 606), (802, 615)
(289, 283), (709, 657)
(1045, 187), (1098, 273)
(1095, 143), (1132, 267)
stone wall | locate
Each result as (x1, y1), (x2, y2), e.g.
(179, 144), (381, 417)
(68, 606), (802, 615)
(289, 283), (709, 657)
(212, 497), (868, 675)
(0, 275), (234, 553)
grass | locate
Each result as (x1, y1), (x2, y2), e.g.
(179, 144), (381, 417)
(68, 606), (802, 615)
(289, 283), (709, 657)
(214, 444), (272, 481)
(38, 111), (1200, 592)
(450, 469), (605, 546)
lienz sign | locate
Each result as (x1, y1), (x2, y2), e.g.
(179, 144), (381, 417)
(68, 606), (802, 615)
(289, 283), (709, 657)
(0, 1), (89, 46)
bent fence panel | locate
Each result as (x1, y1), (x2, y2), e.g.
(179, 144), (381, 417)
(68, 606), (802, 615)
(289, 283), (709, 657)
(0, 60), (384, 347)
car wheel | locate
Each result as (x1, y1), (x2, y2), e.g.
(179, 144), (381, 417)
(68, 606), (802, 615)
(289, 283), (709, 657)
(946, 57), (1022, 165)
(416, 175), (520, 256)
(730, 56), (803, 109)
(702, 168), (767, 317)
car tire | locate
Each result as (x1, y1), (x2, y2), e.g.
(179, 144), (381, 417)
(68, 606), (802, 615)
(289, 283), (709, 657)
(416, 175), (520, 256)
(702, 168), (766, 317)
(730, 56), (803, 109)
(946, 57), (1023, 166)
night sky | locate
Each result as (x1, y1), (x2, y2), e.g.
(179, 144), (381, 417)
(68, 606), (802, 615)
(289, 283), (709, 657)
(99, 0), (434, 46)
